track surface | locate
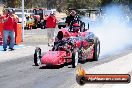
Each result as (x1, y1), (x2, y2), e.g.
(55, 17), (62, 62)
(0, 29), (132, 88)
(0, 46), (132, 88)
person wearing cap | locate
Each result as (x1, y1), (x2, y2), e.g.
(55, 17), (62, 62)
(2, 9), (16, 51)
(65, 10), (79, 27)
(44, 14), (48, 29)
(46, 13), (57, 46)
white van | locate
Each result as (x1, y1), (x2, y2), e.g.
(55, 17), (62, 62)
(15, 12), (27, 26)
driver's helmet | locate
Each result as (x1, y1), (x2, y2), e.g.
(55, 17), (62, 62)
(73, 23), (80, 32)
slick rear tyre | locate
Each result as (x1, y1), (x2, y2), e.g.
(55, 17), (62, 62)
(80, 22), (85, 32)
(34, 47), (42, 66)
(93, 38), (100, 61)
(72, 50), (79, 68)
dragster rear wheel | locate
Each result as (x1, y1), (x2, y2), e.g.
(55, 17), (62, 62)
(93, 38), (100, 61)
(80, 22), (85, 32)
(72, 49), (79, 68)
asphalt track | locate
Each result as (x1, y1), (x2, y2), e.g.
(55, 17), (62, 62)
(0, 28), (132, 88)
(0, 46), (132, 88)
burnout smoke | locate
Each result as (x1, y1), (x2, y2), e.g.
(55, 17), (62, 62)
(88, 4), (132, 57)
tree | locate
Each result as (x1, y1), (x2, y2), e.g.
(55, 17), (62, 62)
(3, 0), (21, 8)
(2, 0), (132, 12)
(100, 0), (112, 7)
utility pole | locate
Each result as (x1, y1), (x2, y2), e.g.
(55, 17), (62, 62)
(22, 0), (24, 41)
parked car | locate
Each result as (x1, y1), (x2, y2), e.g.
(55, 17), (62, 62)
(58, 17), (66, 29)
(15, 12), (27, 26)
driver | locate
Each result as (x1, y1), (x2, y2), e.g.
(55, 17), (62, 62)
(53, 30), (70, 50)
(55, 29), (70, 43)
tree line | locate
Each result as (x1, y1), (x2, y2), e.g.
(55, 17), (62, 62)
(2, 0), (132, 11)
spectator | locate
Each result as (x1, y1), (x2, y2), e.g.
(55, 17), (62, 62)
(44, 14), (48, 29)
(3, 9), (16, 51)
(46, 13), (57, 46)
(65, 10), (79, 27)
(0, 10), (8, 23)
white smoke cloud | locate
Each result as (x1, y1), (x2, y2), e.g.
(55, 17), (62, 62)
(89, 4), (132, 57)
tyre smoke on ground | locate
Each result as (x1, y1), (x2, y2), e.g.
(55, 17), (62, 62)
(87, 4), (132, 57)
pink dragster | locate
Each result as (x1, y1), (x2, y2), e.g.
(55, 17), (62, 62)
(34, 22), (100, 68)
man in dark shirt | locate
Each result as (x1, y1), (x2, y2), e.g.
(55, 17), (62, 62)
(65, 10), (78, 26)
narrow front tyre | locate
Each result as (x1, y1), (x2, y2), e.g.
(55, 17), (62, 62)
(34, 47), (42, 66)
(72, 49), (79, 68)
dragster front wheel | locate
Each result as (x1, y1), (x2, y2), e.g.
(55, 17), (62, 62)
(72, 49), (79, 68)
(34, 47), (42, 66)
